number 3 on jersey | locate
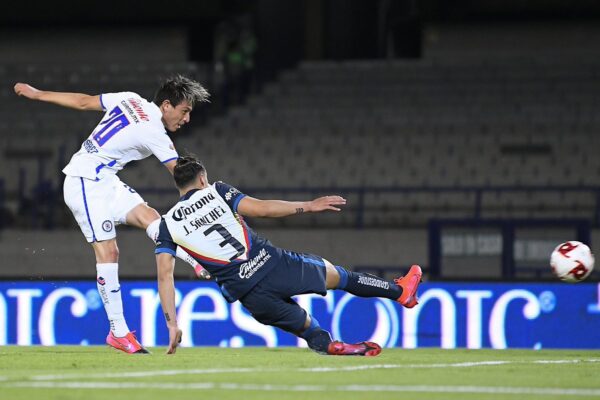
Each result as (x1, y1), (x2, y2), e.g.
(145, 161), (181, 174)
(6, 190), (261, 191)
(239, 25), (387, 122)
(93, 106), (130, 146)
(204, 224), (246, 261)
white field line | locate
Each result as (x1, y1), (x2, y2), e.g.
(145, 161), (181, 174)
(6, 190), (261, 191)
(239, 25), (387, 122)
(5, 381), (600, 396)
(21, 358), (600, 382)
(534, 359), (600, 364)
(30, 368), (257, 381)
(302, 360), (512, 372)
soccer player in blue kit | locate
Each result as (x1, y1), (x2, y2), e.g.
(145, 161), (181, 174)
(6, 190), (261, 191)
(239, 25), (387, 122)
(155, 156), (423, 356)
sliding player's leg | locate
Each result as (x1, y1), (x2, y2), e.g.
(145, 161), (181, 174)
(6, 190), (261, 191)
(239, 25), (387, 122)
(298, 314), (382, 356)
(324, 259), (422, 308)
(239, 251), (383, 356)
(242, 292), (381, 356)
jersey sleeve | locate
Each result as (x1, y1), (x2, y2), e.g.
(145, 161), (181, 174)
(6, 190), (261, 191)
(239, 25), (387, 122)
(215, 181), (247, 213)
(146, 129), (179, 164)
(155, 219), (177, 256)
(99, 92), (133, 112)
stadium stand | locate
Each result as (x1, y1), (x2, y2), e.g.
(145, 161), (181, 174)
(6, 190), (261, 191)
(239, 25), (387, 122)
(169, 56), (600, 228)
(3, 46), (600, 230)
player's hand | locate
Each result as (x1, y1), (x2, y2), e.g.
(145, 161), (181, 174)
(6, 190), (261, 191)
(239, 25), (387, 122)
(14, 83), (41, 100)
(166, 326), (182, 354)
(308, 196), (346, 212)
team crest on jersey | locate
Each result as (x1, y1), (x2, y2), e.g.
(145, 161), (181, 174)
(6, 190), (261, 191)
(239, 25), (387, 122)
(102, 220), (113, 232)
(225, 187), (240, 201)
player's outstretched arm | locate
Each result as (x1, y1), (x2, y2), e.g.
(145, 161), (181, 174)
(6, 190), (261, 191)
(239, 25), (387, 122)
(14, 83), (102, 111)
(237, 195), (346, 218)
(156, 253), (182, 354)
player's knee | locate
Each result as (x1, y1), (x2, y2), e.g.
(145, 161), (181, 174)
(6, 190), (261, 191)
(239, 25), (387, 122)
(144, 206), (160, 223)
(94, 241), (119, 263)
(126, 204), (160, 229)
(250, 310), (297, 333)
(325, 261), (342, 289)
(101, 247), (119, 263)
(138, 206), (160, 228)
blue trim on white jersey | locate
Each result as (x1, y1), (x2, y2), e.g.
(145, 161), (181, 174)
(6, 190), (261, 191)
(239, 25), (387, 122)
(232, 194), (246, 213)
(155, 248), (177, 256)
(99, 94), (106, 111)
(95, 160), (117, 174)
(179, 188), (200, 201)
(80, 178), (97, 242)
(161, 156), (178, 164)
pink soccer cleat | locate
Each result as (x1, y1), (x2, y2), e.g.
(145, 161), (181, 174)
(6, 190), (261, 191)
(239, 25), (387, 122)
(395, 264), (423, 308)
(327, 341), (382, 356)
(106, 331), (150, 354)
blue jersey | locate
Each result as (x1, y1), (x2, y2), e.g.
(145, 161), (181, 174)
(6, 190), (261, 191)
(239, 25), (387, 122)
(155, 182), (282, 302)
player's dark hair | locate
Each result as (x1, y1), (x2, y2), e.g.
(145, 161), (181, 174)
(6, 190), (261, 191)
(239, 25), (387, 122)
(153, 75), (210, 108)
(174, 155), (206, 189)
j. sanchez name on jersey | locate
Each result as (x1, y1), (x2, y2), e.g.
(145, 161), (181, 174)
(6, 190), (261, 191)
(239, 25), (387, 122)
(187, 206), (227, 232)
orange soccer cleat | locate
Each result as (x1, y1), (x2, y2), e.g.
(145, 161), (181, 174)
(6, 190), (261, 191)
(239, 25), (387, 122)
(395, 264), (423, 308)
(106, 331), (150, 354)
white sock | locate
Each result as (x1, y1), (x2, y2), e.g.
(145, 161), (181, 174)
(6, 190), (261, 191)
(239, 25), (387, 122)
(176, 246), (198, 267)
(146, 218), (161, 242)
(96, 263), (130, 337)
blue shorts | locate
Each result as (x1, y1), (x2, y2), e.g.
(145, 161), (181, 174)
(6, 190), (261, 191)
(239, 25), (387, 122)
(239, 250), (328, 334)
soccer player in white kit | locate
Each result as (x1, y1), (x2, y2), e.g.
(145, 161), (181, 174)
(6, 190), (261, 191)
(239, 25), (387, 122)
(14, 75), (210, 353)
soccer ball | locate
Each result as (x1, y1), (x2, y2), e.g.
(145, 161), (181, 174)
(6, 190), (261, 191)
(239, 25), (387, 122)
(550, 241), (595, 282)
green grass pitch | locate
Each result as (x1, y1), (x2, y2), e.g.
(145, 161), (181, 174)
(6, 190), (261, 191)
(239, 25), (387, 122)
(1, 346), (599, 400)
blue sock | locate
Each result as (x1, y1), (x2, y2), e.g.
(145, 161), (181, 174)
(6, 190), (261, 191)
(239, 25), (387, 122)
(299, 316), (332, 354)
(334, 266), (402, 300)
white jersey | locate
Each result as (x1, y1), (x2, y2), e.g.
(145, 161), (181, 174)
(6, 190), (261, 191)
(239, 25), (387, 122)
(62, 92), (178, 181)
(156, 182), (282, 302)
(162, 183), (252, 264)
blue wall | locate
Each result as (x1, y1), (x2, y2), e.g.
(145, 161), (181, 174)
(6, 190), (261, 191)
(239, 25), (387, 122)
(0, 281), (598, 349)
